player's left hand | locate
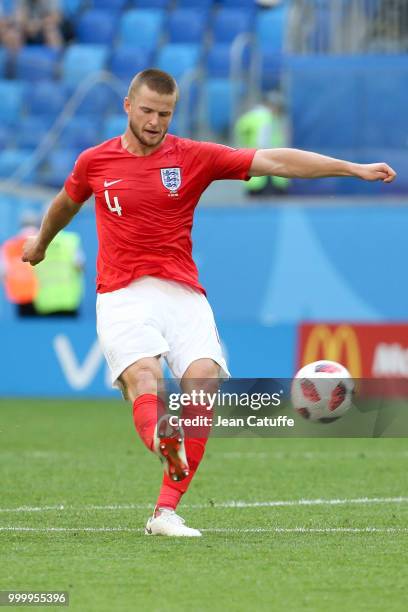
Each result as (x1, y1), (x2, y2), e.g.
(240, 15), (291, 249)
(356, 163), (397, 183)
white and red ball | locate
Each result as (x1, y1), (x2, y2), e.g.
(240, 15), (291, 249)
(291, 360), (354, 423)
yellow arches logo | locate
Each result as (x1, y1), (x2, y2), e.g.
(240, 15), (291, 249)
(302, 324), (362, 378)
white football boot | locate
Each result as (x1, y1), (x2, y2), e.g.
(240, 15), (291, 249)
(145, 508), (202, 537)
(153, 414), (190, 482)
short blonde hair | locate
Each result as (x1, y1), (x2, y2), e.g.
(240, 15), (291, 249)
(128, 69), (179, 100)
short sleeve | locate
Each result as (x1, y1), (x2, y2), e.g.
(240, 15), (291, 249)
(64, 149), (93, 204)
(196, 141), (257, 182)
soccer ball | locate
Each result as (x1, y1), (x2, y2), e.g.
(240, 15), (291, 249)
(291, 360), (354, 423)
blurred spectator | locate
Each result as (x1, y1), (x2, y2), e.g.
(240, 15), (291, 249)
(14, 0), (73, 48)
(1, 22), (24, 77)
(0, 211), (40, 317)
(33, 230), (85, 317)
(0, 1), (23, 76)
(234, 91), (291, 197)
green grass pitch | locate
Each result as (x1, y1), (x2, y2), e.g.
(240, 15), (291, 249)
(0, 399), (407, 611)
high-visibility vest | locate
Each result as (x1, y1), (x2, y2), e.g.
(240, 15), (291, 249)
(2, 234), (39, 304)
(235, 105), (290, 192)
(34, 231), (83, 314)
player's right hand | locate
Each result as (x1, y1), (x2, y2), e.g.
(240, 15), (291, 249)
(21, 236), (46, 266)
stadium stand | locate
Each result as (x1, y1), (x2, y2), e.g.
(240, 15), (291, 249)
(1, 0), (405, 197)
(75, 10), (118, 45)
(15, 117), (54, 150)
(75, 81), (124, 116)
(110, 46), (155, 83)
(206, 43), (232, 78)
(41, 148), (80, 188)
(167, 9), (207, 44)
(205, 78), (244, 134)
(0, 150), (32, 179)
(62, 44), (109, 86)
(0, 81), (23, 126)
(176, 0), (213, 8)
(133, 0), (171, 8)
(157, 44), (202, 81)
(26, 81), (67, 119)
(62, 0), (84, 16)
(90, 0), (127, 11)
(213, 8), (254, 43)
(0, 48), (5, 78)
(15, 46), (60, 81)
(118, 9), (164, 49)
(103, 114), (128, 141)
(60, 117), (100, 150)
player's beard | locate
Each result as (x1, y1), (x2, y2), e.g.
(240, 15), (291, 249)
(129, 119), (167, 149)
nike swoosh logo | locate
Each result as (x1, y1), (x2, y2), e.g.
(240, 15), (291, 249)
(104, 179), (123, 187)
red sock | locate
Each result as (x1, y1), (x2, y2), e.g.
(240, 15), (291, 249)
(156, 403), (211, 511)
(132, 394), (164, 452)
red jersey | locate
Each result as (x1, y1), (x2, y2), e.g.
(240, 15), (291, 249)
(64, 134), (256, 294)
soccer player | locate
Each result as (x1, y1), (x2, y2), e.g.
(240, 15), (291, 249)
(22, 69), (396, 537)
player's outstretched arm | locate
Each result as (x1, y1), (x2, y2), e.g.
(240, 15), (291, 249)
(22, 188), (82, 266)
(249, 148), (397, 183)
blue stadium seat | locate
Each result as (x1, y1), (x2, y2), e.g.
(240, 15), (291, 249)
(62, 0), (83, 16)
(206, 43), (231, 78)
(221, 0), (256, 8)
(62, 44), (109, 86)
(0, 81), (23, 126)
(110, 47), (154, 82)
(76, 10), (118, 44)
(169, 112), (180, 136)
(0, 125), (13, 149)
(41, 148), (80, 188)
(90, 0), (127, 10)
(119, 10), (164, 49)
(0, 150), (32, 179)
(213, 9), (254, 43)
(205, 78), (242, 133)
(25, 81), (66, 118)
(16, 46), (60, 81)
(15, 117), (54, 150)
(157, 44), (201, 81)
(177, 0), (213, 8)
(61, 117), (100, 149)
(206, 42), (251, 78)
(131, 0), (171, 7)
(1, 0), (16, 14)
(168, 9), (207, 44)
(259, 50), (283, 90)
(103, 114), (127, 140)
(0, 49), (6, 79)
(256, 6), (288, 52)
(74, 81), (124, 116)
(172, 79), (201, 134)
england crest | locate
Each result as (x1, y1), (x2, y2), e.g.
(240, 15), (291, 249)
(161, 168), (181, 192)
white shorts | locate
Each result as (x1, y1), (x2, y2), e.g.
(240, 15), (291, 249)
(96, 276), (230, 388)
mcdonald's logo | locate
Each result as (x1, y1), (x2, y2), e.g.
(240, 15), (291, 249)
(301, 324), (362, 378)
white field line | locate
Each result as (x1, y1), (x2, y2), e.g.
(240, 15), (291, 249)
(218, 451), (408, 459)
(0, 496), (408, 514)
(0, 526), (407, 534)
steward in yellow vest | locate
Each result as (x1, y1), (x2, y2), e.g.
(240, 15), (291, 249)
(34, 230), (84, 316)
(235, 93), (291, 196)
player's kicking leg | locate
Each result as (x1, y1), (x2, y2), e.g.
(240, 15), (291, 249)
(145, 358), (221, 537)
(120, 359), (201, 536)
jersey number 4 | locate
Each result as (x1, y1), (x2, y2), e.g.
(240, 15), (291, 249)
(104, 190), (122, 216)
